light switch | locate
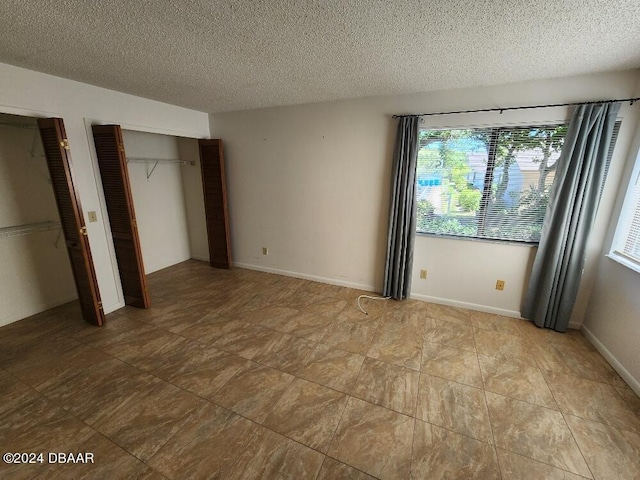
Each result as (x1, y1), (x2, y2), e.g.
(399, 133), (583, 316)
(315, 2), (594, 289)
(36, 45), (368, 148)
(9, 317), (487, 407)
(88, 211), (98, 223)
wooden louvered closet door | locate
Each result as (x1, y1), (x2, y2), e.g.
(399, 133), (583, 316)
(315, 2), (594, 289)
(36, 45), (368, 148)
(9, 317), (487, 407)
(199, 139), (232, 269)
(37, 118), (105, 326)
(92, 125), (150, 308)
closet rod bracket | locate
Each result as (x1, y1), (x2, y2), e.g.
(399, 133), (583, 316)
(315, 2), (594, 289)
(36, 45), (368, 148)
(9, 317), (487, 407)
(126, 157), (190, 180)
(54, 228), (63, 248)
(147, 161), (159, 180)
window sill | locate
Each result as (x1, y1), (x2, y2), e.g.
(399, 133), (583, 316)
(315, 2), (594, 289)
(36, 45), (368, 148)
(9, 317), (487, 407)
(606, 253), (640, 274)
(415, 231), (539, 248)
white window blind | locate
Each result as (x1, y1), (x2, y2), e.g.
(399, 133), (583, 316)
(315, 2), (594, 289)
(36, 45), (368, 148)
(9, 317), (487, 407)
(610, 151), (640, 271)
(416, 125), (568, 243)
(416, 122), (620, 244)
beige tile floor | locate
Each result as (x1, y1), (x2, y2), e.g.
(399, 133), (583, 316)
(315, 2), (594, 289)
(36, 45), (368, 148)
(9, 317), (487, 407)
(1, 259), (639, 479)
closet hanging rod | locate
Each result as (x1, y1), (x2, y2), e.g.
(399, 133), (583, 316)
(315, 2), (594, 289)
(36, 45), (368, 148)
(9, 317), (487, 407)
(126, 157), (195, 179)
(126, 157), (190, 165)
(0, 221), (61, 238)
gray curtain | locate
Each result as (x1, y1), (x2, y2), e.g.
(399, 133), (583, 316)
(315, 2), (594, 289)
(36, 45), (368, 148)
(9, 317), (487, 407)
(522, 102), (620, 332)
(383, 116), (419, 299)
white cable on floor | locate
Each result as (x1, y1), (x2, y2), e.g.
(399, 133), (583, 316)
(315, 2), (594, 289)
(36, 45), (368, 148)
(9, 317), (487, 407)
(357, 294), (391, 315)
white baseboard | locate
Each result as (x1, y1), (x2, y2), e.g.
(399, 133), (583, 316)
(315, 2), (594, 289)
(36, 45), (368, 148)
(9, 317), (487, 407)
(409, 293), (522, 318)
(218, 263), (585, 330)
(0, 293), (79, 328)
(190, 255), (209, 262)
(233, 262), (377, 292)
(234, 263), (528, 318)
(580, 324), (640, 396)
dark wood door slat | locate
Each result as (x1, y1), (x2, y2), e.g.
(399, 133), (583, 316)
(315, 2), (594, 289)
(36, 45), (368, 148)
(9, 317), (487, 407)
(199, 139), (232, 269)
(92, 124), (150, 309)
(38, 118), (105, 326)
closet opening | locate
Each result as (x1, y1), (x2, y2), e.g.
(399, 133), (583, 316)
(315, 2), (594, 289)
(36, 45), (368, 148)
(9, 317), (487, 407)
(92, 126), (230, 309)
(1, 113), (104, 327)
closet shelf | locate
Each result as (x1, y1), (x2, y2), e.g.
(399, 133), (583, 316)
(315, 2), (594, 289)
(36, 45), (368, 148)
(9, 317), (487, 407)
(0, 221), (61, 238)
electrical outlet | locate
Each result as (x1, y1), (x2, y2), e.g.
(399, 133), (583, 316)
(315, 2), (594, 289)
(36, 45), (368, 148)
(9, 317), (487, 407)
(495, 279), (505, 291)
(420, 269), (428, 280)
(262, 247), (268, 255)
(87, 211), (98, 223)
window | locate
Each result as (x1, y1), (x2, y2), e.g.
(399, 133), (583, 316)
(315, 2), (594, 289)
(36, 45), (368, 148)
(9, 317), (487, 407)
(416, 125), (568, 243)
(609, 150), (640, 273)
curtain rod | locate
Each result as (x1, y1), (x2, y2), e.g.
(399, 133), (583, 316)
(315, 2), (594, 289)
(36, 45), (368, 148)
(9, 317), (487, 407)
(392, 97), (640, 118)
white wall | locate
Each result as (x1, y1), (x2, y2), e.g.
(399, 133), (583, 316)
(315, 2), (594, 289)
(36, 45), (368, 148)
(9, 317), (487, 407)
(412, 237), (535, 316)
(212, 101), (394, 290)
(122, 130), (191, 274)
(0, 116), (77, 326)
(582, 100), (640, 394)
(0, 62), (209, 317)
(211, 69), (640, 321)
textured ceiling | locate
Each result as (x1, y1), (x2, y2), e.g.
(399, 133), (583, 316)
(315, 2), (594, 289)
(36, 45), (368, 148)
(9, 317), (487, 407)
(1, 0), (639, 113)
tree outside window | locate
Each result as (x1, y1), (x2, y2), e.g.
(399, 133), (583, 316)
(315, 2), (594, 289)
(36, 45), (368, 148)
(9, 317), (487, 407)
(416, 125), (567, 243)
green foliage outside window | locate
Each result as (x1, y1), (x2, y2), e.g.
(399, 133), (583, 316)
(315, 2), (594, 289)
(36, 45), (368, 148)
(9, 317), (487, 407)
(416, 125), (567, 243)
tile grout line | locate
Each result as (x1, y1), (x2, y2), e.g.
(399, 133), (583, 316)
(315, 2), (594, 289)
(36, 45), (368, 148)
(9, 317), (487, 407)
(494, 447), (593, 480)
(201, 405), (263, 479)
(218, 388), (377, 479)
(56, 333), (264, 471)
(2, 365), (157, 471)
(482, 388), (503, 479)
(410, 327), (424, 480)
(536, 368), (640, 432)
(612, 386), (640, 424)
(533, 368), (595, 479)
(142, 400), (211, 472)
(139, 295), (346, 475)
(321, 343), (372, 475)
(559, 411), (597, 480)
(482, 378), (594, 478)
(473, 323), (504, 479)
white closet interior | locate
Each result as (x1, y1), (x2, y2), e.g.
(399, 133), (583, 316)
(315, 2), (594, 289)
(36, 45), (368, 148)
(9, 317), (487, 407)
(0, 113), (76, 327)
(117, 130), (207, 276)
(0, 121), (210, 327)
